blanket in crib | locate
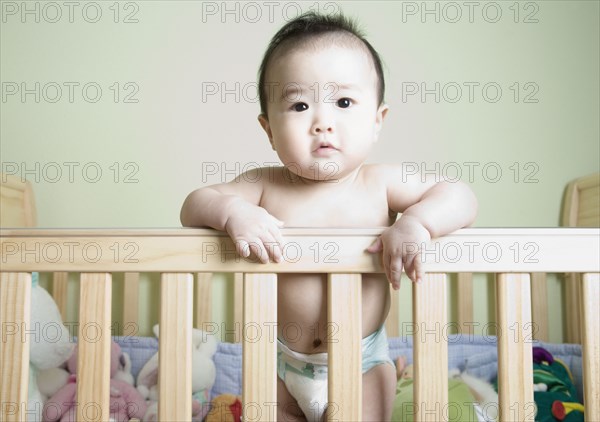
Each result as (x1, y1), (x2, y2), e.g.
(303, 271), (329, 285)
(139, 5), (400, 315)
(114, 335), (584, 404)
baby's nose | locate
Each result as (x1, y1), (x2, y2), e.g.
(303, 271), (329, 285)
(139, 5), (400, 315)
(313, 125), (333, 133)
(311, 119), (334, 134)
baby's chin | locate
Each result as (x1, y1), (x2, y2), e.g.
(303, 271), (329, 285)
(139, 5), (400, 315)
(282, 161), (357, 184)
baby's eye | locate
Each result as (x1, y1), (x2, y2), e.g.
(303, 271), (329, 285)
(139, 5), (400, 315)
(292, 102), (308, 112)
(337, 98), (352, 108)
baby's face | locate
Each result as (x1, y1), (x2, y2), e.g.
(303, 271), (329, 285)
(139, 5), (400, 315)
(259, 43), (388, 181)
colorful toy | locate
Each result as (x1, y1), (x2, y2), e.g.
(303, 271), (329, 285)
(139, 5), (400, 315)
(205, 394), (242, 422)
(42, 341), (147, 422)
(531, 347), (584, 421)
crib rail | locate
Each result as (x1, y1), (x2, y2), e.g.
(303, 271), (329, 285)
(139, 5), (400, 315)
(1, 227), (599, 422)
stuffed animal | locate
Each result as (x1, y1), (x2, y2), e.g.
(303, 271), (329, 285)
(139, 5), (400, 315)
(42, 341), (147, 422)
(114, 350), (135, 386)
(531, 346), (584, 421)
(393, 356), (499, 422)
(36, 367), (70, 401)
(37, 343), (135, 400)
(136, 324), (218, 422)
(28, 273), (75, 422)
(452, 370), (499, 421)
(205, 394), (242, 422)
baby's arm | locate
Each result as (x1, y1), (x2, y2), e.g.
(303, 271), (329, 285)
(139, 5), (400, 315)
(367, 165), (478, 287)
(180, 168), (285, 263)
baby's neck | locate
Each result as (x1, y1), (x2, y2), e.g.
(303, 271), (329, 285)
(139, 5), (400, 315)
(283, 165), (362, 188)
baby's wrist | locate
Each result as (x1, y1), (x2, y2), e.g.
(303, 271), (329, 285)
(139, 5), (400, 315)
(222, 196), (248, 230)
(396, 215), (432, 240)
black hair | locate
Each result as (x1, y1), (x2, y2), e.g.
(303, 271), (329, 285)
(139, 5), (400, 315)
(257, 11), (385, 117)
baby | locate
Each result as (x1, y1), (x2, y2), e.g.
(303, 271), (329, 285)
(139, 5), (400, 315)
(181, 11), (477, 422)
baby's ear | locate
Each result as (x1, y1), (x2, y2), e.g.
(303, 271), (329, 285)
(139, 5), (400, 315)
(373, 103), (389, 140)
(258, 113), (275, 149)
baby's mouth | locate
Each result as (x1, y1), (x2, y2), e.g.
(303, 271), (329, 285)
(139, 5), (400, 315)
(314, 143), (339, 152)
(312, 144), (340, 157)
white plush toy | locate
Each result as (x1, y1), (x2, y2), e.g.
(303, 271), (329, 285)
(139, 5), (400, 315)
(37, 342), (136, 400)
(28, 273), (75, 421)
(137, 324), (218, 421)
(449, 368), (499, 422)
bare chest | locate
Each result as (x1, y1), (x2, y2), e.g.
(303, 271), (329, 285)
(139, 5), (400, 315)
(260, 180), (396, 228)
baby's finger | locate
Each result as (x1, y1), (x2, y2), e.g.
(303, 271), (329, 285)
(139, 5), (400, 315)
(259, 232), (281, 263)
(413, 253), (424, 283)
(267, 227), (285, 263)
(366, 236), (383, 253)
(389, 255), (403, 290)
(404, 255), (419, 283)
(271, 241), (283, 263)
(384, 252), (393, 289)
(248, 239), (269, 264)
(407, 267), (417, 284)
(235, 239), (250, 258)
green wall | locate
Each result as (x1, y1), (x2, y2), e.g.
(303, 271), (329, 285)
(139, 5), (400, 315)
(2, 1), (598, 342)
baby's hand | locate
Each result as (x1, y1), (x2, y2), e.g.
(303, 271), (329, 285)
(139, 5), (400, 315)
(366, 216), (431, 289)
(224, 201), (285, 264)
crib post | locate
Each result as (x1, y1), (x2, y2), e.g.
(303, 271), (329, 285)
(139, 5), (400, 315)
(77, 273), (112, 422)
(159, 273), (193, 421)
(530, 273), (548, 341)
(195, 273), (212, 329)
(52, 272), (69, 321)
(457, 272), (474, 336)
(327, 273), (362, 421)
(565, 273), (582, 343)
(413, 273), (448, 422)
(0, 272), (31, 422)
(496, 273), (534, 422)
(385, 286), (400, 337)
(233, 273), (244, 342)
(580, 273), (599, 421)
(123, 272), (140, 329)
(243, 273), (277, 422)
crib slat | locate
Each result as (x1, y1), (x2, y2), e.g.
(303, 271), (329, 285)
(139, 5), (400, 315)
(413, 273), (448, 422)
(328, 273), (362, 421)
(0, 272), (31, 422)
(233, 272), (243, 342)
(243, 273), (277, 422)
(159, 273), (193, 421)
(123, 272), (140, 329)
(52, 272), (69, 321)
(385, 286), (399, 337)
(496, 273), (534, 422)
(456, 272), (474, 336)
(565, 273), (582, 343)
(195, 273), (212, 329)
(581, 273), (599, 421)
(530, 272), (548, 341)
(77, 273), (112, 422)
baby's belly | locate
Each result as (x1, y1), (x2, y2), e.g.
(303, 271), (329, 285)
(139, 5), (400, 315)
(277, 273), (390, 354)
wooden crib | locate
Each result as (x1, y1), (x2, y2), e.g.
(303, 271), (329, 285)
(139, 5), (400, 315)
(1, 227), (599, 421)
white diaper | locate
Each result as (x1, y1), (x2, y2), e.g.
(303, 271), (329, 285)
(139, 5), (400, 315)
(277, 340), (328, 421)
(276, 326), (393, 421)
